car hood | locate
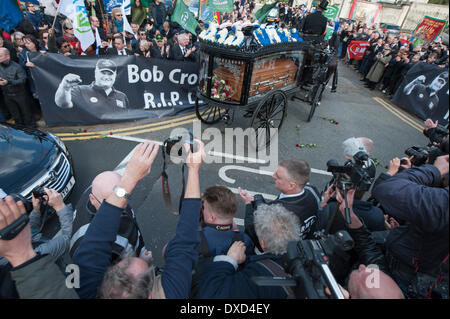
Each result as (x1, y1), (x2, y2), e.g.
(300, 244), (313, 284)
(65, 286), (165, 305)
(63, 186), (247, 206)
(0, 124), (58, 194)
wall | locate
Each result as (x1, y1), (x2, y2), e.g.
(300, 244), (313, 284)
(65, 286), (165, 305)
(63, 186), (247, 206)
(401, 2), (449, 31)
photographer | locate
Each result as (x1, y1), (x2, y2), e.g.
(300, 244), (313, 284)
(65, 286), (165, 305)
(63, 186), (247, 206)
(0, 196), (78, 299)
(196, 204), (301, 299)
(372, 154), (449, 297)
(73, 140), (204, 299)
(0, 188), (73, 298)
(29, 188), (74, 260)
(334, 189), (404, 299)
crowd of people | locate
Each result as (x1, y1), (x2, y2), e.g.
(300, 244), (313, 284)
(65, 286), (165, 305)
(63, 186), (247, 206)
(333, 20), (449, 95)
(0, 116), (448, 299)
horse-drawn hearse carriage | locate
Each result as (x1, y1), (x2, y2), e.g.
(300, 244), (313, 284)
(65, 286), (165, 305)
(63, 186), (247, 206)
(195, 23), (335, 146)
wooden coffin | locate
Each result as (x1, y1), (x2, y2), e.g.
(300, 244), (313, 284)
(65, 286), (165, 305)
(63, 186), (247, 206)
(213, 57), (298, 102)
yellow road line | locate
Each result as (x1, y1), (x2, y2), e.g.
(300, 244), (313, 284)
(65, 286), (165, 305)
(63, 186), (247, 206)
(373, 97), (423, 132)
(55, 112), (197, 137)
(59, 118), (197, 141)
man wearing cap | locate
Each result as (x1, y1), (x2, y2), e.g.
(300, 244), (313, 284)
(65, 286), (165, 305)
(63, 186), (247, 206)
(151, 34), (170, 59)
(300, 0), (329, 39)
(54, 59), (130, 123)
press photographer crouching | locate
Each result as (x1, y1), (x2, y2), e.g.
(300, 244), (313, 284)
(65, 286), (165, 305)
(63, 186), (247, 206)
(0, 189), (76, 299)
(372, 154), (449, 298)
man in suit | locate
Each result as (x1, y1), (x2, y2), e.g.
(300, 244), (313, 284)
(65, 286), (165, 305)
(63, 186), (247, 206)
(101, 36), (133, 56)
(300, 0), (328, 39)
(239, 159), (320, 251)
(170, 32), (197, 62)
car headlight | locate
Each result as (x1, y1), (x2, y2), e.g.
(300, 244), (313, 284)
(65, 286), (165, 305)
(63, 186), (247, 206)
(47, 132), (68, 154)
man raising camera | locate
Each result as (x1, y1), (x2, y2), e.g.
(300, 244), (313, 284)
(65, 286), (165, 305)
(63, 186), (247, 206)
(372, 154), (449, 297)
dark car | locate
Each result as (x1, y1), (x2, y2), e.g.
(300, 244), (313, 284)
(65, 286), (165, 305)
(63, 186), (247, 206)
(0, 123), (75, 202)
(379, 23), (401, 36)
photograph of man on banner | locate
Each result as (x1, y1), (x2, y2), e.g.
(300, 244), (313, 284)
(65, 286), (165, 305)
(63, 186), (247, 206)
(54, 58), (130, 112)
(403, 71), (449, 113)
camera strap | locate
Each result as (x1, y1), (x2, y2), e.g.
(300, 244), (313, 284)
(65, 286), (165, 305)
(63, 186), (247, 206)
(161, 148), (186, 216)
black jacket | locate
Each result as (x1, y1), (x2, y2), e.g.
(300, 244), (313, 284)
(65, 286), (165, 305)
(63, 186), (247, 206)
(245, 185), (321, 251)
(301, 11), (327, 36)
(372, 165), (449, 281)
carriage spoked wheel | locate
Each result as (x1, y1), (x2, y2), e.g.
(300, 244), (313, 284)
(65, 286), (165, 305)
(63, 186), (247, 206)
(195, 97), (229, 124)
(307, 83), (324, 122)
(250, 90), (287, 150)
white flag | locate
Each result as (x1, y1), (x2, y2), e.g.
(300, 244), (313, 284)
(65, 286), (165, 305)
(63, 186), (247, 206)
(58, 0), (95, 51)
(120, 2), (133, 35)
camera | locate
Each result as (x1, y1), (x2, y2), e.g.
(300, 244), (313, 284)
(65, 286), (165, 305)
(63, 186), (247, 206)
(162, 131), (194, 159)
(404, 145), (445, 166)
(326, 151), (373, 192)
(252, 230), (354, 299)
(32, 186), (47, 200)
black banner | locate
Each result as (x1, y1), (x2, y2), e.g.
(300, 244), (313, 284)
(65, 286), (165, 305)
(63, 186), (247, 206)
(30, 53), (201, 126)
(393, 62), (449, 126)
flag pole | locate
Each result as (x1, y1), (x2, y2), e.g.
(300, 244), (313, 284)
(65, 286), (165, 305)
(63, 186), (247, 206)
(98, 0), (108, 32)
(51, 2), (61, 32)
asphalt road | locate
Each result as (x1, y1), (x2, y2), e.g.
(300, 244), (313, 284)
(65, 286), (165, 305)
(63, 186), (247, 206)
(46, 61), (428, 267)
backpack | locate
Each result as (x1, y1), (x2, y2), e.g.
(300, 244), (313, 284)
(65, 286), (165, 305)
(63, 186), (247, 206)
(189, 228), (243, 298)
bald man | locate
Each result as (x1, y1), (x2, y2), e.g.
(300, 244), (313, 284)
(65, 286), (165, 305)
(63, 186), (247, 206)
(347, 264), (404, 299)
(69, 171), (146, 261)
(337, 189), (404, 299)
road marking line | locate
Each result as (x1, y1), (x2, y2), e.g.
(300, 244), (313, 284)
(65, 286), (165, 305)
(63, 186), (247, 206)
(209, 152), (267, 164)
(59, 118), (196, 141)
(373, 97), (423, 132)
(219, 165), (332, 184)
(55, 113), (197, 137)
(375, 97), (423, 131)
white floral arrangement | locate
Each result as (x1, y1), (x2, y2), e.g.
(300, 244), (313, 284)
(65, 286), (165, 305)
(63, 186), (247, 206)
(199, 23), (218, 41)
(265, 26), (282, 44)
(216, 28), (229, 44)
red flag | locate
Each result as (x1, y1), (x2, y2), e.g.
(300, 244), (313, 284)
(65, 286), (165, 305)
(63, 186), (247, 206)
(215, 11), (221, 25)
(346, 41), (370, 60)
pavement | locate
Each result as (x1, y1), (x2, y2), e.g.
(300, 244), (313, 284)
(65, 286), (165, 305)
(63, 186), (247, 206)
(42, 59), (428, 267)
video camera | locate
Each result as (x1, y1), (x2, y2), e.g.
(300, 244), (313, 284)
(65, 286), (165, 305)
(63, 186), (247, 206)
(404, 124), (448, 166)
(326, 151), (373, 225)
(252, 230), (354, 299)
(326, 151), (373, 193)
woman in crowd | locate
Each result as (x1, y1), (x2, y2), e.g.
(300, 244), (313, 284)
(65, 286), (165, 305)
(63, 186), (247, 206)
(107, 7), (134, 45)
(137, 39), (151, 57)
(365, 45), (392, 90)
(61, 20), (82, 55)
(11, 32), (26, 55)
(131, 0), (147, 27)
(39, 30), (50, 51)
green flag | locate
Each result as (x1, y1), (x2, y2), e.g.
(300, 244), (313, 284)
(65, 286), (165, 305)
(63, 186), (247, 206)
(323, 4), (340, 20)
(207, 0), (234, 13)
(254, 1), (278, 23)
(172, 0), (198, 35)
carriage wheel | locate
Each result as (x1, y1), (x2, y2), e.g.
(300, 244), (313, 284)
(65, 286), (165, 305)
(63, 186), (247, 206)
(307, 83), (324, 122)
(250, 90), (287, 150)
(195, 97), (229, 124)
